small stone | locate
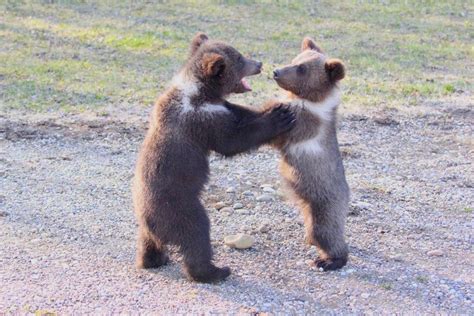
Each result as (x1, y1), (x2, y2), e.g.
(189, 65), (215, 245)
(258, 223), (270, 233)
(256, 194), (273, 202)
(220, 207), (233, 213)
(236, 209), (250, 215)
(226, 187), (236, 193)
(262, 187), (276, 194)
(306, 247), (317, 256)
(242, 190), (254, 196)
(354, 201), (372, 209)
(350, 201), (371, 215)
(214, 202), (226, 210)
(277, 189), (286, 198)
(233, 203), (244, 209)
(392, 254), (403, 262)
(260, 183), (273, 188)
(0, 210), (9, 217)
(224, 233), (254, 249)
(427, 249), (444, 257)
(361, 293), (370, 299)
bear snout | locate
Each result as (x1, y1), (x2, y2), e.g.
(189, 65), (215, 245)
(273, 69), (281, 79)
(250, 60), (263, 75)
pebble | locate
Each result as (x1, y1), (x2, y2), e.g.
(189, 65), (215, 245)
(242, 190), (254, 196)
(236, 209), (250, 215)
(349, 201), (372, 215)
(220, 207), (233, 213)
(276, 189), (286, 198)
(224, 234), (254, 249)
(256, 194), (273, 202)
(353, 201), (372, 210)
(233, 202), (244, 209)
(361, 293), (370, 299)
(214, 202), (226, 210)
(226, 187), (236, 193)
(427, 249), (444, 257)
(258, 223), (270, 233)
(391, 254), (404, 262)
(0, 210), (9, 217)
(262, 187), (276, 194)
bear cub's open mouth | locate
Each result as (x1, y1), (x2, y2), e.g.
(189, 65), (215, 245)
(235, 58), (262, 93)
(241, 78), (252, 91)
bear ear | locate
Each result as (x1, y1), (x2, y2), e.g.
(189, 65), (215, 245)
(202, 53), (225, 77)
(190, 32), (209, 55)
(301, 37), (323, 52)
(325, 59), (345, 82)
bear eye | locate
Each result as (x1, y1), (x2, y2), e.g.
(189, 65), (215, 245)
(297, 64), (306, 75)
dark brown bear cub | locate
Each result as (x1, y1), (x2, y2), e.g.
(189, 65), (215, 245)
(132, 33), (295, 283)
(266, 37), (349, 271)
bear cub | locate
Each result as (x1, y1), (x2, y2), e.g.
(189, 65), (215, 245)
(266, 37), (350, 270)
(132, 33), (296, 283)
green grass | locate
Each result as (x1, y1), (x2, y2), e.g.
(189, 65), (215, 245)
(416, 275), (429, 284)
(0, 0), (472, 112)
(380, 282), (393, 290)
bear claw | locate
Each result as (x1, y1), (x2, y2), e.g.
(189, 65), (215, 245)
(314, 257), (347, 271)
(187, 265), (231, 283)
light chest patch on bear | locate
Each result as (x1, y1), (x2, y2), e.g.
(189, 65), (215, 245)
(200, 103), (230, 113)
(292, 89), (341, 121)
(289, 134), (325, 155)
(287, 89), (341, 156)
(171, 72), (230, 115)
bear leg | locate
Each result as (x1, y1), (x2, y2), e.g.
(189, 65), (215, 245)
(303, 201), (349, 271)
(135, 229), (169, 269)
(178, 207), (231, 283)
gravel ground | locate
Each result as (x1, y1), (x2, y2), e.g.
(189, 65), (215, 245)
(1, 97), (473, 314)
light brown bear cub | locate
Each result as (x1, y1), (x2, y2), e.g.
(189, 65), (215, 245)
(266, 37), (350, 270)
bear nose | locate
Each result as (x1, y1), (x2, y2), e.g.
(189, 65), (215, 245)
(273, 70), (280, 78)
(256, 61), (263, 70)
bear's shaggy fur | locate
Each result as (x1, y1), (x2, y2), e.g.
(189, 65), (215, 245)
(266, 37), (350, 271)
(132, 33), (295, 283)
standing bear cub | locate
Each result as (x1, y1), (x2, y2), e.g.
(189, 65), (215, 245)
(266, 37), (350, 270)
(132, 33), (296, 283)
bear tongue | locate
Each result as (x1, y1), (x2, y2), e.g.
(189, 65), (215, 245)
(241, 78), (251, 91)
